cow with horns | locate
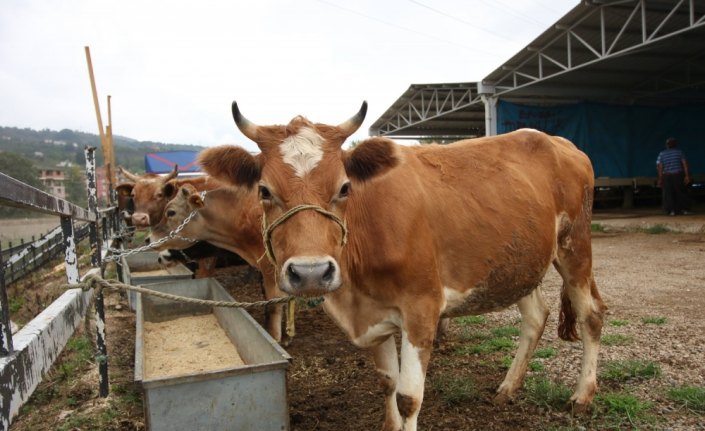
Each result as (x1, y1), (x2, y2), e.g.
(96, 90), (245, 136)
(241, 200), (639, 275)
(198, 102), (607, 431)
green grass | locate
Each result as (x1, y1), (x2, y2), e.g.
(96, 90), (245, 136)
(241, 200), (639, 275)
(595, 392), (654, 429)
(455, 315), (486, 326)
(8, 295), (25, 313)
(601, 334), (634, 346)
(667, 386), (705, 413)
(430, 374), (480, 406)
(591, 223), (605, 232)
(608, 319), (630, 327)
(463, 337), (515, 354)
(529, 360), (544, 372)
(533, 347), (557, 359)
(641, 224), (670, 234)
(600, 359), (661, 382)
(642, 316), (667, 325)
(57, 335), (95, 381)
(523, 376), (572, 409)
(491, 326), (520, 338)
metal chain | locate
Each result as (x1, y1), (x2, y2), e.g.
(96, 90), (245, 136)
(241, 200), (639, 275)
(104, 191), (206, 262)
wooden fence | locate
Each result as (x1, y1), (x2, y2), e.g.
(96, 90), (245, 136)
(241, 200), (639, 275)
(0, 147), (121, 430)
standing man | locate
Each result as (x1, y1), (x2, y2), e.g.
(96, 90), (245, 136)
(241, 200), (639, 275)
(656, 137), (692, 216)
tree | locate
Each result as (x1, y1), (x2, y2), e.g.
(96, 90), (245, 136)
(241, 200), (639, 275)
(0, 152), (46, 218)
(65, 165), (88, 208)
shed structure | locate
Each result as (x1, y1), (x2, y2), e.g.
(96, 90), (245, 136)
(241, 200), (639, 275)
(369, 0), (705, 180)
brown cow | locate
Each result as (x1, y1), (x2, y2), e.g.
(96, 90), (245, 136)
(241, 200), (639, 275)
(114, 182), (135, 226)
(198, 102), (607, 431)
(117, 166), (226, 278)
(148, 183), (290, 343)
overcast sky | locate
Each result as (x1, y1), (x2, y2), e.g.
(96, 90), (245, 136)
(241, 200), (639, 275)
(0, 0), (576, 152)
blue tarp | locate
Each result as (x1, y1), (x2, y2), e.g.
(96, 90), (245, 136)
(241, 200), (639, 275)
(497, 101), (705, 178)
(144, 151), (201, 174)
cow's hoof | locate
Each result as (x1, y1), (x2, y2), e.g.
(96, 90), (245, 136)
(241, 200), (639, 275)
(493, 392), (513, 406)
(566, 399), (592, 415)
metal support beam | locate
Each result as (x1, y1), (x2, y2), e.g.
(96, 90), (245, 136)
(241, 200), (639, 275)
(369, 83), (483, 137)
(491, 0), (705, 98)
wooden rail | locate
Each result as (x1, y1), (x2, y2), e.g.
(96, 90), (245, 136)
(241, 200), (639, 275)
(0, 147), (120, 429)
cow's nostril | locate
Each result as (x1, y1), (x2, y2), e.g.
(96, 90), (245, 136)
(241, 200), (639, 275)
(287, 264), (302, 287)
(322, 262), (335, 283)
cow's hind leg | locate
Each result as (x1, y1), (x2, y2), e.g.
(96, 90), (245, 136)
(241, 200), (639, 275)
(372, 336), (402, 431)
(554, 228), (607, 412)
(494, 287), (549, 404)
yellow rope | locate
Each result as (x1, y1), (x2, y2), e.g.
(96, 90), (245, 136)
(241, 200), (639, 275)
(69, 273), (293, 310)
(261, 204), (347, 266)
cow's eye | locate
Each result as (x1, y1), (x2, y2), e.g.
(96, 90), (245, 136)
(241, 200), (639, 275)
(166, 209), (176, 217)
(338, 182), (351, 198)
(259, 185), (272, 201)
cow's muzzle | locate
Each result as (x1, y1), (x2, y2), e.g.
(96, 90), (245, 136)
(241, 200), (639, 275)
(280, 256), (341, 296)
(261, 204), (347, 265)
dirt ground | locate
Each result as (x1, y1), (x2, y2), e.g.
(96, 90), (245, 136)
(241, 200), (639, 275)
(7, 215), (705, 430)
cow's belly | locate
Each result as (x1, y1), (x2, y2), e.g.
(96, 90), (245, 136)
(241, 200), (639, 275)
(441, 261), (552, 317)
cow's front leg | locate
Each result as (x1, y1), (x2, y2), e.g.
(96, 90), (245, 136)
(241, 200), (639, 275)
(372, 336), (402, 431)
(396, 325), (434, 431)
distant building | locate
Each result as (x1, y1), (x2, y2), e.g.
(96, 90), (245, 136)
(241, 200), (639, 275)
(38, 167), (66, 199)
(95, 166), (110, 202)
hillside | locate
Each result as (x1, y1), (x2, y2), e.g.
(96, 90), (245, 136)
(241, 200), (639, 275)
(0, 126), (206, 173)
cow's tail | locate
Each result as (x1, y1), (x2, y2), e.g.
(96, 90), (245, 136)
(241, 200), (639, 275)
(558, 285), (580, 342)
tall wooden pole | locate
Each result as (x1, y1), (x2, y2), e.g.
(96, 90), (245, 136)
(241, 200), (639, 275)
(106, 95), (117, 187)
(84, 46), (115, 204)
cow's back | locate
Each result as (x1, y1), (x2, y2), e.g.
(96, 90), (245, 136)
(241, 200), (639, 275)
(344, 129), (594, 312)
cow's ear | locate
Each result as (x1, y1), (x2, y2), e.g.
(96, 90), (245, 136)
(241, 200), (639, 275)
(188, 193), (205, 209)
(162, 181), (178, 199)
(115, 183), (133, 196)
(199, 146), (261, 188)
(344, 137), (399, 182)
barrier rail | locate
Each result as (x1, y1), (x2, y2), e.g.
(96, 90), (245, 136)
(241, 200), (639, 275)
(0, 147), (120, 429)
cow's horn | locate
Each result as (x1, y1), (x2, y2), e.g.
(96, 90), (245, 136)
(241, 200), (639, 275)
(232, 101), (259, 142)
(162, 165), (178, 182)
(119, 166), (140, 182)
(338, 101), (368, 139)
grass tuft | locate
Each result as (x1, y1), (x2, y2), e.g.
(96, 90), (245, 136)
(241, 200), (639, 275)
(533, 347), (557, 359)
(430, 374), (480, 406)
(600, 359), (661, 382)
(601, 334), (634, 346)
(455, 315), (486, 326)
(667, 386), (705, 413)
(491, 326), (520, 338)
(523, 376), (572, 409)
(642, 316), (667, 325)
(642, 224), (669, 234)
(608, 319), (630, 327)
(591, 223), (605, 232)
(595, 392), (654, 429)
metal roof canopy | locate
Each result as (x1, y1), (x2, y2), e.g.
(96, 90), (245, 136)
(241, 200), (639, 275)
(370, 0), (705, 138)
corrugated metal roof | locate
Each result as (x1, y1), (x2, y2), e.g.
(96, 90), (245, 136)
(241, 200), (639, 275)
(370, 0), (705, 138)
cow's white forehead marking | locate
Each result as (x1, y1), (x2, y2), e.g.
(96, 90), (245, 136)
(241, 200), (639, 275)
(280, 127), (324, 177)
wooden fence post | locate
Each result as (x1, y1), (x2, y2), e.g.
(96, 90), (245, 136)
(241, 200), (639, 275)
(84, 145), (110, 397)
(0, 240), (13, 356)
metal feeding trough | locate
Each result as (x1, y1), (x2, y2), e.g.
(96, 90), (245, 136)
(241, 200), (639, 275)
(120, 251), (193, 311)
(135, 278), (291, 431)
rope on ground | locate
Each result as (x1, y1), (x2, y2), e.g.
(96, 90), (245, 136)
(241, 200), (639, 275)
(67, 273), (293, 310)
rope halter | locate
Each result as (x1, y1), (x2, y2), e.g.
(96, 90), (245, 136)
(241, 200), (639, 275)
(261, 204), (347, 266)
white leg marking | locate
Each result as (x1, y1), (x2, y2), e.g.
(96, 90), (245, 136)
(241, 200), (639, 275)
(372, 337), (402, 431)
(497, 288), (549, 400)
(397, 330), (425, 431)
